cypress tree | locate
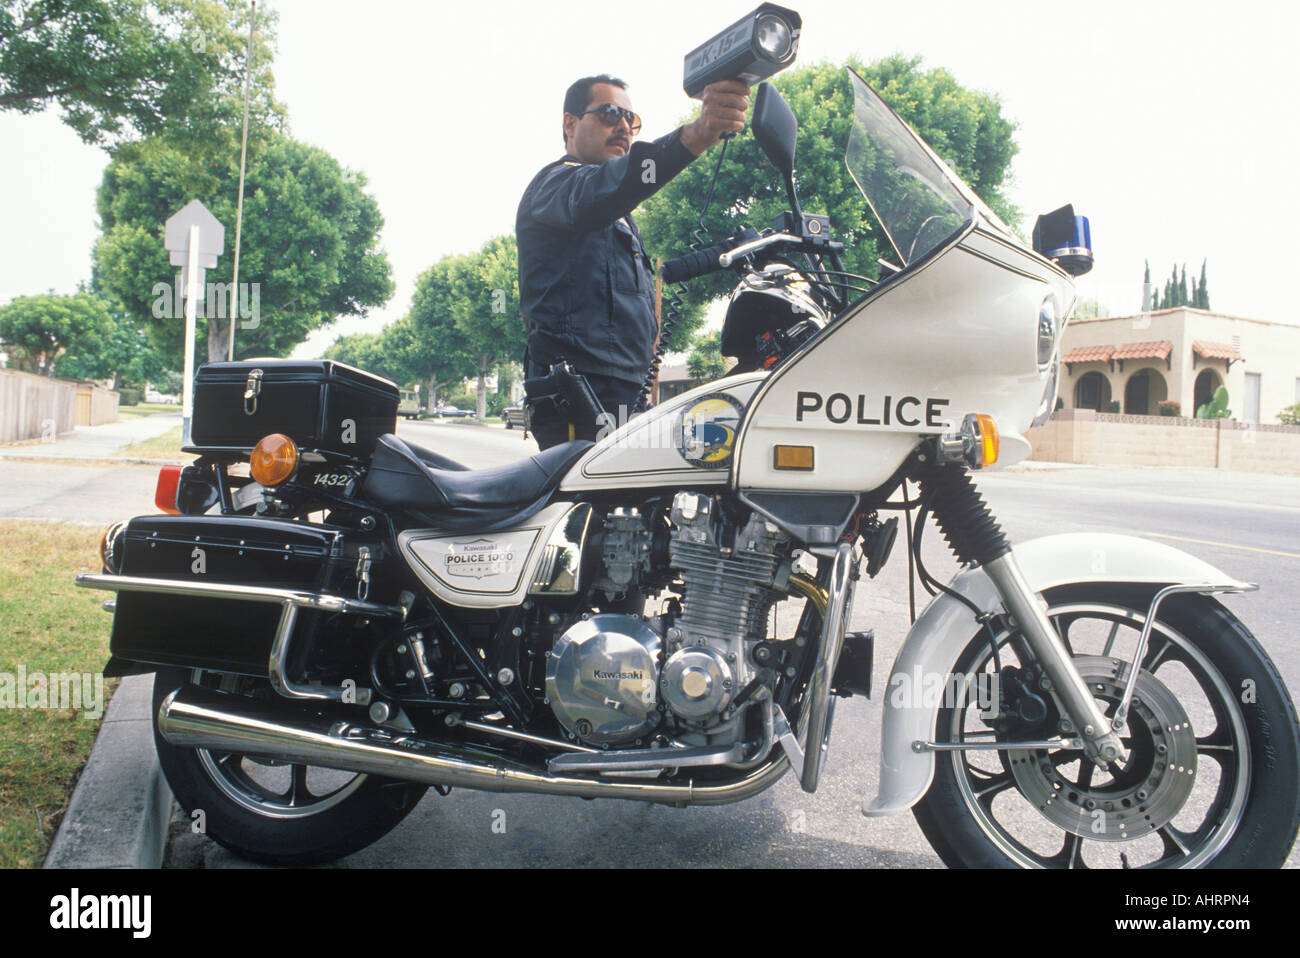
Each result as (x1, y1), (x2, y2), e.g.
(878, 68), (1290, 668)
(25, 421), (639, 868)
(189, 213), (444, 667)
(1179, 264), (1188, 307)
(1143, 260), (1153, 311)
(1198, 259), (1210, 309)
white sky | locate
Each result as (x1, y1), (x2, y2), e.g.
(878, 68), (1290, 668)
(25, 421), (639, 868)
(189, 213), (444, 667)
(2, 0), (1298, 362)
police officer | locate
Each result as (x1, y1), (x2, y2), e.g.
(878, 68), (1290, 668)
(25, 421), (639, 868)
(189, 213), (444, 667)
(517, 74), (750, 449)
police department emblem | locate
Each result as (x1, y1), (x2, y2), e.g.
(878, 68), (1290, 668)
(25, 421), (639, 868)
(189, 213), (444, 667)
(676, 394), (744, 469)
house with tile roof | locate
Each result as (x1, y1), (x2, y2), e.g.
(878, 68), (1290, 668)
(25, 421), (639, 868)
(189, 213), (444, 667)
(1059, 307), (1300, 424)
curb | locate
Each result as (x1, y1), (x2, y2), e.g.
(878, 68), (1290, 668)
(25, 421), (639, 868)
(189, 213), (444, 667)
(44, 674), (173, 870)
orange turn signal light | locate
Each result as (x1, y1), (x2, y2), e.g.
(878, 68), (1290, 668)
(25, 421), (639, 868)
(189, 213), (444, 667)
(774, 445), (815, 471)
(250, 433), (299, 487)
(99, 520), (127, 573)
(974, 414), (999, 467)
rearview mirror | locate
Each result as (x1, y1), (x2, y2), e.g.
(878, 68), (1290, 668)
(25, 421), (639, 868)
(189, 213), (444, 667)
(752, 81), (797, 179)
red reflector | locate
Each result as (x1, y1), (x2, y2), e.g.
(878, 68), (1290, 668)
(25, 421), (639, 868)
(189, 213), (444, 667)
(154, 465), (182, 514)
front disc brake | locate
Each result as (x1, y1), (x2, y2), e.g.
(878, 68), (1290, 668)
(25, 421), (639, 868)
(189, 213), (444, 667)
(1004, 656), (1197, 842)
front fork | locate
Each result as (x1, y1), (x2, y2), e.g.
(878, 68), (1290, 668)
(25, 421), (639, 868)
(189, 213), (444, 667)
(917, 464), (1128, 766)
(983, 553), (1128, 764)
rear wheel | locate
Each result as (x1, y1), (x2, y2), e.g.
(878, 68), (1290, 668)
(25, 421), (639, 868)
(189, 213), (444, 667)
(152, 669), (429, 866)
(913, 584), (1300, 868)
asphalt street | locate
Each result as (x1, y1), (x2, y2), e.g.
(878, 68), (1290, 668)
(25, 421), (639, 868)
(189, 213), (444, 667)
(6, 418), (1295, 867)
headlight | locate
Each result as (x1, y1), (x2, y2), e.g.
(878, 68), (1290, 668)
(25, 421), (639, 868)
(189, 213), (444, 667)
(1037, 297), (1058, 366)
(1031, 356), (1060, 428)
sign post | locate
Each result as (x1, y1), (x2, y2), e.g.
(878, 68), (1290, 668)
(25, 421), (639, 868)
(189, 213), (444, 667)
(164, 200), (225, 447)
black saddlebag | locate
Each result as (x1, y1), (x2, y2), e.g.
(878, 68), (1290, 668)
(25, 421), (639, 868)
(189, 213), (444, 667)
(108, 515), (392, 678)
(188, 359), (399, 457)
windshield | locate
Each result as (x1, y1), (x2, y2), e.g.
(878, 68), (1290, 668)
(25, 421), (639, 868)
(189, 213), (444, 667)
(845, 69), (1006, 267)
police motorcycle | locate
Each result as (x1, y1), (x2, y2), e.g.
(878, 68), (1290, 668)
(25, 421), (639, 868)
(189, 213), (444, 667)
(78, 71), (1300, 869)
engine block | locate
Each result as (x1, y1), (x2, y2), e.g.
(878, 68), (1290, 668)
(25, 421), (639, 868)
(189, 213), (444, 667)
(662, 493), (789, 729)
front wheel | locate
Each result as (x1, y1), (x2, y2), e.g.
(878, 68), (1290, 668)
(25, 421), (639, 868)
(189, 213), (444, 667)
(914, 583), (1300, 868)
(152, 669), (429, 866)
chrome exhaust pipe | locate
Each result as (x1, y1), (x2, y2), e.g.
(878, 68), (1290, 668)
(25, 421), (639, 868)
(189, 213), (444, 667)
(157, 686), (789, 806)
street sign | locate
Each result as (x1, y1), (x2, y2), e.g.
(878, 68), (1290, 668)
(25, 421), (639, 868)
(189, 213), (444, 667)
(163, 200), (225, 447)
(164, 199), (225, 292)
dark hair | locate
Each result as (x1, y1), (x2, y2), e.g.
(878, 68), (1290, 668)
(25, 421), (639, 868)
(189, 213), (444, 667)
(562, 74), (628, 145)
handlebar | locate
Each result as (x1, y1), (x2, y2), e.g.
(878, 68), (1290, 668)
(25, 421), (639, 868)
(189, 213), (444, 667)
(718, 232), (801, 267)
(660, 244), (731, 284)
(660, 227), (766, 284)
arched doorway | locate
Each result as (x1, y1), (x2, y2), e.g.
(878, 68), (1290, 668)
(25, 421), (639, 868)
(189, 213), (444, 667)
(1194, 368), (1223, 413)
(1074, 371), (1111, 411)
(1124, 368), (1168, 415)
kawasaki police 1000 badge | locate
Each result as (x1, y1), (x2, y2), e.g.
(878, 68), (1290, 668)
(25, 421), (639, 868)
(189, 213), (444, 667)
(676, 394), (744, 469)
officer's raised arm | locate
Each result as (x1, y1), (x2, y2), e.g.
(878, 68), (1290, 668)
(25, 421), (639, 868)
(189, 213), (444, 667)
(527, 78), (751, 234)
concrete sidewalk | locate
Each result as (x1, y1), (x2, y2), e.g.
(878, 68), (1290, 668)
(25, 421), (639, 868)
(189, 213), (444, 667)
(0, 412), (181, 461)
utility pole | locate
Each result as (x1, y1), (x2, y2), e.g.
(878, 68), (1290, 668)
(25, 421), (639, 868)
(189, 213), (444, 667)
(229, 0), (258, 361)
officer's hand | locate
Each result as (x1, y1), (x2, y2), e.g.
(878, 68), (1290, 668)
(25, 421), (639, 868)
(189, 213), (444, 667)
(681, 80), (751, 156)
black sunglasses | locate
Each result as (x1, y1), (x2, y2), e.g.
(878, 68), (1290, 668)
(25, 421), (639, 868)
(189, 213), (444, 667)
(579, 103), (642, 136)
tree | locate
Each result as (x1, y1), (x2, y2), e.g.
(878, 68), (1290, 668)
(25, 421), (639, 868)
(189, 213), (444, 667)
(686, 330), (727, 383)
(637, 55), (1021, 345)
(1071, 298), (1108, 319)
(1142, 260), (1153, 311)
(1145, 260), (1211, 310)
(324, 327), (410, 388)
(93, 134), (394, 364)
(0, 0), (283, 152)
(407, 255), (478, 412)
(0, 291), (113, 375)
(452, 236), (526, 420)
(55, 307), (169, 387)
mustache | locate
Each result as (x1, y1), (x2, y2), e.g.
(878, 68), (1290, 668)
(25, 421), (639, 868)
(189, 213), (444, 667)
(606, 136), (629, 148)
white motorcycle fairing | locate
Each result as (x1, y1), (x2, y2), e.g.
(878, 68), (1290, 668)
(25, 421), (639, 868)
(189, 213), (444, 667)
(863, 532), (1254, 817)
(732, 217), (1073, 495)
(559, 374), (766, 493)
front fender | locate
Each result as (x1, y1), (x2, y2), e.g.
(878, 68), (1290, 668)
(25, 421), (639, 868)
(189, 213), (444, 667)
(862, 533), (1253, 817)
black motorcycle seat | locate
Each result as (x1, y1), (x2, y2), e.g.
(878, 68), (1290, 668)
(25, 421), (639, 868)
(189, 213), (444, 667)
(362, 433), (592, 515)
(399, 437), (468, 472)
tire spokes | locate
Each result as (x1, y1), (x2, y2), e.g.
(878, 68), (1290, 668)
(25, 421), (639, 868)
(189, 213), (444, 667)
(287, 764), (310, 806)
(944, 598), (1252, 869)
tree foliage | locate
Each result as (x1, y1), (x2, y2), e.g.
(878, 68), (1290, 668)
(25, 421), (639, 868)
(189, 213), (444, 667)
(0, 0), (284, 151)
(451, 235), (525, 420)
(686, 330), (726, 382)
(407, 255), (478, 409)
(0, 290), (109, 375)
(327, 238), (528, 419)
(636, 54), (1021, 344)
(0, 289), (164, 383)
(93, 133), (394, 364)
(1147, 258), (1210, 310)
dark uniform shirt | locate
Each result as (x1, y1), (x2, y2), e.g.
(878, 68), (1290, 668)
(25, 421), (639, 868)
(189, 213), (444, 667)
(517, 128), (697, 387)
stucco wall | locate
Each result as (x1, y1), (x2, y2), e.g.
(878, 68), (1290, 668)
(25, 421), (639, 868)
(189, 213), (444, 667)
(1027, 409), (1300, 476)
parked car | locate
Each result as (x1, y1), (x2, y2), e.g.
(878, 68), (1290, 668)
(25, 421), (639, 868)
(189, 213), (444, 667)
(437, 405), (473, 418)
(503, 405), (526, 429)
